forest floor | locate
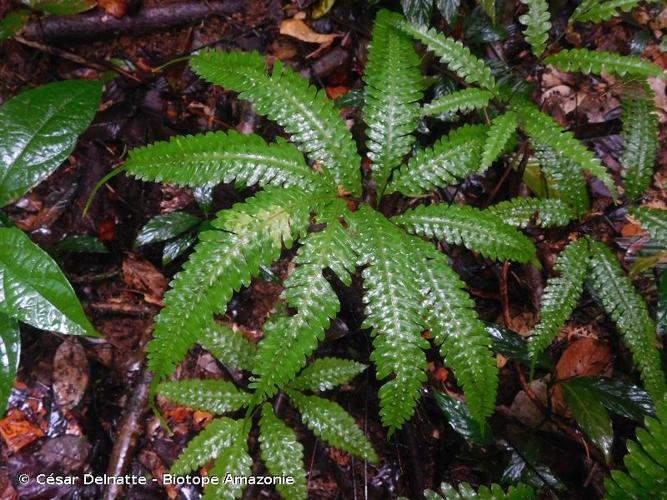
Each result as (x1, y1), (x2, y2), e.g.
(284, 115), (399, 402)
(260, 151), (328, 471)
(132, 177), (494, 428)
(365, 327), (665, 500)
(0, 0), (666, 498)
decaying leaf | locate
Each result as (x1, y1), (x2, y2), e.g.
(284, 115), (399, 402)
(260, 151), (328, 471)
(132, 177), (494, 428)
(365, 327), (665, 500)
(280, 12), (338, 47)
(52, 338), (89, 410)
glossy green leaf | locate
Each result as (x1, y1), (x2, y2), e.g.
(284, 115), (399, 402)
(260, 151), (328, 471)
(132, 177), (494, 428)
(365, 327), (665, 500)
(162, 233), (197, 265)
(486, 324), (552, 369)
(198, 323), (257, 372)
(435, 0), (460, 23)
(134, 211), (201, 248)
(56, 235), (108, 254)
(171, 417), (240, 475)
(0, 313), (20, 414)
(259, 404), (307, 499)
(433, 391), (493, 445)
(288, 391), (378, 462)
(20, 0), (95, 15)
(401, 0), (433, 25)
(0, 227), (97, 337)
(0, 80), (102, 206)
(291, 357), (367, 392)
(658, 272), (666, 336)
(562, 379), (614, 461)
(204, 422), (252, 500)
(562, 376), (654, 422)
(158, 379), (250, 414)
(0, 10), (30, 42)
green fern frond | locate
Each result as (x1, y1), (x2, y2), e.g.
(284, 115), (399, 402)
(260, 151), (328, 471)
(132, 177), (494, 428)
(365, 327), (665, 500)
(422, 89), (493, 116)
(394, 204), (538, 264)
(519, 0), (551, 57)
(205, 426), (252, 500)
(291, 357), (367, 392)
(570, 0), (641, 24)
(158, 379), (250, 414)
(364, 10), (423, 191)
(605, 397), (667, 499)
(533, 144), (591, 215)
(545, 49), (665, 78)
(148, 187), (321, 379)
(587, 239), (667, 401)
(123, 131), (331, 192)
(487, 197), (577, 228)
(630, 207), (667, 247)
(170, 417), (240, 475)
(190, 50), (361, 194)
(480, 111), (518, 170)
(287, 390), (378, 461)
(528, 238), (590, 362)
(352, 206), (429, 432)
(414, 241), (498, 423)
(397, 21), (496, 90)
(427, 481), (535, 499)
(198, 323), (257, 371)
(621, 98), (659, 199)
(388, 124), (488, 196)
(515, 103), (616, 198)
(259, 404), (307, 500)
(251, 220), (357, 399)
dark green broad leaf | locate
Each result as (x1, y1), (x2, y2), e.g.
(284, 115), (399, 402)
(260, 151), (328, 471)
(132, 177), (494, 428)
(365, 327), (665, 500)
(658, 272), (666, 336)
(435, 0), (460, 24)
(434, 391), (493, 445)
(486, 324), (553, 369)
(462, 6), (506, 43)
(0, 227), (98, 337)
(334, 89), (365, 109)
(562, 379), (613, 461)
(501, 440), (565, 491)
(163, 233), (197, 265)
(0, 313), (20, 414)
(20, 0), (95, 15)
(56, 235), (108, 254)
(402, 0), (433, 26)
(134, 211), (201, 248)
(0, 80), (103, 207)
(0, 9), (30, 42)
(560, 376), (654, 422)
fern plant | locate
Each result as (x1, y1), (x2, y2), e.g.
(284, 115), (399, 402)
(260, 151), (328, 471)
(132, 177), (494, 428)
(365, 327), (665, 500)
(605, 397), (667, 498)
(417, 482), (535, 500)
(121, 10), (541, 443)
(158, 341), (376, 500)
(110, 7), (665, 496)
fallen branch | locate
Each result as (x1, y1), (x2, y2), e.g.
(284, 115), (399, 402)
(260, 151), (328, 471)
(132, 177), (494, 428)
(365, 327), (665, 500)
(22, 0), (247, 42)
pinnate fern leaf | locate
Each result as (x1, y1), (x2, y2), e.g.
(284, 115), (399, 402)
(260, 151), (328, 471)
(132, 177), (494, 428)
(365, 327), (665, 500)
(528, 238), (590, 362)
(352, 206), (429, 432)
(288, 390), (378, 462)
(519, 0), (551, 57)
(364, 10), (423, 191)
(394, 204), (538, 264)
(570, 0), (641, 24)
(545, 49), (665, 78)
(198, 323), (257, 371)
(605, 397), (667, 499)
(515, 103), (616, 198)
(487, 197), (577, 228)
(251, 220), (357, 399)
(158, 379), (250, 414)
(534, 144), (590, 216)
(621, 98), (659, 199)
(480, 111), (518, 170)
(397, 20), (496, 90)
(190, 50), (361, 194)
(422, 89), (493, 116)
(389, 124), (488, 196)
(414, 241), (498, 423)
(147, 187), (319, 379)
(428, 481), (535, 499)
(205, 429), (252, 500)
(259, 404), (307, 500)
(291, 357), (367, 392)
(587, 239), (667, 401)
(123, 131), (331, 192)
(170, 417), (239, 475)
(630, 206), (667, 247)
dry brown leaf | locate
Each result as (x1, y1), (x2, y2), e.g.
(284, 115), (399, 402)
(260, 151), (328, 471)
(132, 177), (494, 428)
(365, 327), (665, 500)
(98, 0), (128, 17)
(280, 13), (337, 47)
(0, 408), (45, 452)
(122, 254), (168, 303)
(53, 338), (89, 411)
